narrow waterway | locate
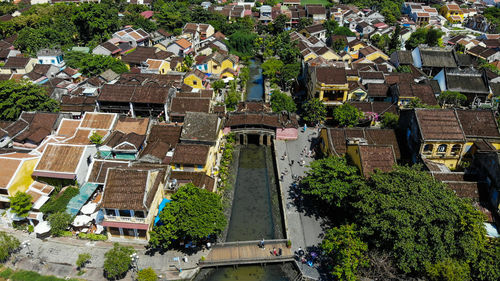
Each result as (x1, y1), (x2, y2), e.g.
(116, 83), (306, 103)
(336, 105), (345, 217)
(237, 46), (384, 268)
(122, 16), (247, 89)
(194, 145), (291, 281)
(246, 58), (264, 101)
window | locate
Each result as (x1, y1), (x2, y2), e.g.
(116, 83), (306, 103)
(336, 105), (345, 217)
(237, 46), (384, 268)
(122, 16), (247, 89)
(105, 209), (116, 216)
(135, 211), (145, 218)
(137, 229), (147, 238)
(109, 227), (121, 236)
(39, 60), (43, 64)
(193, 80), (197, 85)
(437, 144), (448, 153)
(119, 209), (131, 217)
(197, 165), (203, 170)
(423, 144), (433, 154)
(51, 60), (55, 64)
(451, 144), (461, 155)
(0, 188), (8, 195)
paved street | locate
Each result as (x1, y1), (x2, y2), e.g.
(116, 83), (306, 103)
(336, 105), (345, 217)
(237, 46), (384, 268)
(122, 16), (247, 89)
(0, 226), (202, 280)
(275, 128), (325, 280)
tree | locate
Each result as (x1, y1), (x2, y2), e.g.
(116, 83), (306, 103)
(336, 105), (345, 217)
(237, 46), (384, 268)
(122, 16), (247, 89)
(472, 239), (500, 281)
(426, 28), (444, 47)
(301, 98), (326, 125)
(321, 224), (368, 281)
(271, 14), (288, 35)
(238, 66), (250, 89)
(270, 90), (296, 113)
(438, 91), (467, 107)
(353, 165), (487, 274)
(0, 231), (20, 262)
(227, 30), (257, 57)
(64, 51), (128, 76)
(89, 132), (103, 145)
(76, 253), (92, 270)
(72, 3), (119, 42)
(405, 27), (428, 49)
(47, 212), (73, 237)
(137, 268), (158, 281)
(302, 157), (361, 208)
(388, 25), (401, 54)
(212, 80), (225, 94)
(381, 112), (399, 129)
(225, 89), (240, 111)
(149, 183), (227, 249)
(331, 38), (346, 52)
(278, 62), (300, 90)
(296, 17), (313, 31)
(0, 80), (59, 121)
(9, 192), (32, 218)
(261, 58), (284, 79)
(103, 243), (135, 280)
(425, 259), (470, 281)
(332, 103), (364, 127)
(121, 12), (158, 32)
(181, 55), (194, 72)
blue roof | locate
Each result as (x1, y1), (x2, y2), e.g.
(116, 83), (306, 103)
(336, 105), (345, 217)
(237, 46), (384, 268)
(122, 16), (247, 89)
(66, 183), (99, 216)
(154, 198), (171, 225)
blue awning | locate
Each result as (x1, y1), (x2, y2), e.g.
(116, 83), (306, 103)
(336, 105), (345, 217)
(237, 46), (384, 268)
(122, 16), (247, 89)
(66, 183), (99, 216)
(154, 198), (171, 225)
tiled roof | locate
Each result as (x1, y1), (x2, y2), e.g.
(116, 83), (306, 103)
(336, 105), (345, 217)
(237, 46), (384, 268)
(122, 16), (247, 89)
(98, 84), (170, 104)
(3, 57), (30, 69)
(171, 144), (209, 165)
(358, 145), (395, 178)
(455, 110), (500, 138)
(414, 109), (465, 141)
(170, 97), (211, 115)
(87, 160), (129, 184)
(327, 128), (400, 159)
(313, 66), (347, 84)
(170, 171), (215, 192)
(34, 144), (85, 174)
(180, 112), (220, 142)
(114, 116), (150, 135)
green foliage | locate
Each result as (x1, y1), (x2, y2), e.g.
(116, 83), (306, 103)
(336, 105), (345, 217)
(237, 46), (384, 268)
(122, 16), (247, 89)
(321, 224), (368, 281)
(405, 27), (444, 49)
(405, 98), (439, 109)
(396, 65), (411, 73)
(4, 269), (75, 281)
(72, 2), (119, 43)
(262, 58), (284, 78)
(324, 20), (355, 37)
(64, 51), (128, 77)
(227, 31), (257, 57)
(388, 25), (401, 53)
(9, 192), (32, 217)
(149, 183), (226, 249)
(137, 267), (158, 281)
(302, 157), (361, 208)
(296, 17), (313, 31)
(371, 34), (390, 51)
(0, 2), (16, 16)
(438, 91), (467, 107)
(121, 12), (157, 32)
(483, 8), (500, 33)
(0, 231), (20, 262)
(89, 132), (103, 145)
(47, 212), (73, 237)
(238, 66), (250, 89)
(103, 243), (135, 280)
(225, 90), (240, 111)
(271, 14), (289, 35)
(181, 55), (194, 72)
(77, 233), (107, 241)
(76, 253), (92, 269)
(353, 165), (487, 274)
(331, 38), (346, 52)
(425, 259), (470, 281)
(40, 187), (79, 215)
(381, 112), (399, 129)
(0, 268), (14, 278)
(28, 225), (34, 233)
(0, 80), (59, 121)
(212, 80), (226, 94)
(302, 98), (326, 125)
(472, 238), (500, 281)
(270, 90), (297, 113)
(332, 104), (363, 127)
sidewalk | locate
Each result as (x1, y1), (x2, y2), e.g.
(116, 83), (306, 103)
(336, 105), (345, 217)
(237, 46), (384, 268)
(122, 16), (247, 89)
(0, 226), (202, 280)
(275, 128), (325, 280)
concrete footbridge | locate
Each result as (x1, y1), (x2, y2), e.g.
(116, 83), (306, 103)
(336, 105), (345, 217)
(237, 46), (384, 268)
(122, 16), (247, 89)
(199, 239), (294, 268)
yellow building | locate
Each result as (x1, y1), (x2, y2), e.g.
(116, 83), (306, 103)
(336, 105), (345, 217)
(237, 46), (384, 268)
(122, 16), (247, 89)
(0, 153), (39, 209)
(221, 68), (236, 79)
(307, 66), (349, 117)
(183, 69), (207, 89)
(400, 108), (465, 170)
(198, 52), (239, 75)
(440, 4), (464, 23)
(144, 59), (170, 75)
(358, 46), (389, 62)
(0, 57), (37, 75)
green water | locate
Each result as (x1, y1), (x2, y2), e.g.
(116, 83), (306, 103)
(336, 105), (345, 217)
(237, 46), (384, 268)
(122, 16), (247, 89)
(194, 145), (291, 281)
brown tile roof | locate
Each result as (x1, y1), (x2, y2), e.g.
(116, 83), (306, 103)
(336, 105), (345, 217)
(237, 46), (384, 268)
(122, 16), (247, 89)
(34, 144), (85, 173)
(180, 112), (220, 142)
(100, 41), (121, 54)
(103, 131), (145, 150)
(170, 97), (210, 116)
(0, 157), (22, 188)
(139, 141), (170, 163)
(87, 160), (129, 184)
(226, 112), (299, 129)
(80, 113), (115, 130)
(455, 110), (500, 139)
(3, 57), (30, 69)
(60, 95), (96, 113)
(314, 66), (347, 85)
(414, 109), (465, 141)
(327, 128), (400, 159)
(175, 38), (192, 49)
(396, 83), (438, 106)
(102, 167), (165, 210)
(114, 116), (150, 135)
(12, 112), (59, 144)
(359, 71), (384, 80)
(148, 125), (182, 146)
(170, 171), (215, 192)
(172, 144), (209, 165)
(236, 102), (272, 113)
(358, 145), (395, 178)
(98, 84), (170, 104)
(117, 73), (182, 87)
(445, 181), (479, 200)
(366, 83), (388, 97)
(121, 47), (159, 65)
(348, 101), (397, 115)
(56, 119), (81, 138)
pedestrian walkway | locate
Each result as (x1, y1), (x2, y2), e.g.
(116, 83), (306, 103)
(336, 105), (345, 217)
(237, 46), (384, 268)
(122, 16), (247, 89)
(275, 128), (324, 280)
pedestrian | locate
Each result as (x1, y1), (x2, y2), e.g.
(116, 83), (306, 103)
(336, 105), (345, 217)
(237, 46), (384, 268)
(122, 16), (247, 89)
(260, 239), (265, 249)
(278, 248), (282, 256)
(273, 248), (277, 256)
(291, 160), (294, 165)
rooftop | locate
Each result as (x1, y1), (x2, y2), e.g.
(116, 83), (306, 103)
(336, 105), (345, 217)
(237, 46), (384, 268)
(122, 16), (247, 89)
(414, 109), (465, 141)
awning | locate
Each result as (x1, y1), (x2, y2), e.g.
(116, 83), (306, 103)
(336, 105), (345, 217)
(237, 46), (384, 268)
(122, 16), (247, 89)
(66, 183), (99, 216)
(72, 215), (92, 227)
(154, 198), (171, 225)
(81, 202), (97, 215)
(34, 221), (51, 234)
(101, 220), (149, 230)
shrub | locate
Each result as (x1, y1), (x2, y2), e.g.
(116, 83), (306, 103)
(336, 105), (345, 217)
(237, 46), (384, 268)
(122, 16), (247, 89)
(137, 267), (157, 281)
(0, 267), (13, 278)
(78, 233), (107, 241)
(40, 187), (79, 215)
(76, 253), (91, 269)
(47, 212), (73, 237)
(27, 225), (34, 233)
(0, 232), (20, 262)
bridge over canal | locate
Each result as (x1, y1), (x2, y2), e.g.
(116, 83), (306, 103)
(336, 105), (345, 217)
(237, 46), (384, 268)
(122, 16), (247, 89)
(199, 239), (294, 268)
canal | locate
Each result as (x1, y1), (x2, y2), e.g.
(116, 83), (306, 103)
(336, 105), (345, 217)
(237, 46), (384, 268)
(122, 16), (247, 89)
(194, 59), (294, 281)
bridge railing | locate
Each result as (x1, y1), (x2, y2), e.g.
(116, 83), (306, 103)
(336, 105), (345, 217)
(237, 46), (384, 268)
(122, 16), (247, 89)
(212, 239), (288, 248)
(200, 254), (294, 265)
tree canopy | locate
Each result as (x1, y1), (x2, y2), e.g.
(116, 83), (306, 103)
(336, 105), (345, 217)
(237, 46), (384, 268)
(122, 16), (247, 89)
(438, 91), (467, 107)
(48, 212), (73, 237)
(301, 98), (326, 125)
(0, 231), (20, 262)
(270, 90), (297, 113)
(103, 243), (135, 280)
(137, 268), (158, 281)
(9, 192), (32, 218)
(381, 112), (399, 129)
(406, 27), (444, 49)
(0, 80), (59, 121)
(333, 103), (364, 127)
(64, 51), (128, 76)
(149, 183), (226, 249)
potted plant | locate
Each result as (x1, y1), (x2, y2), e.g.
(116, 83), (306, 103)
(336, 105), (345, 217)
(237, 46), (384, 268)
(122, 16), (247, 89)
(286, 240), (291, 248)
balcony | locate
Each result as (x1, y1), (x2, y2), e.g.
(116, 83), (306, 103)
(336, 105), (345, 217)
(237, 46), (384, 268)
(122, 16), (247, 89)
(104, 215), (146, 224)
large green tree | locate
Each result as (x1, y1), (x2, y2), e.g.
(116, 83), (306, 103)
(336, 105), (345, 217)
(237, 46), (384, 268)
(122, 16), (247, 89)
(270, 90), (296, 113)
(227, 30), (257, 57)
(47, 212), (73, 237)
(438, 91), (467, 107)
(353, 165), (487, 274)
(321, 224), (368, 281)
(302, 157), (361, 208)
(72, 3), (119, 43)
(64, 51), (128, 76)
(103, 243), (135, 280)
(0, 231), (20, 262)
(0, 80), (59, 121)
(9, 192), (32, 218)
(301, 98), (326, 125)
(333, 103), (364, 127)
(149, 183), (226, 249)
(472, 239), (500, 281)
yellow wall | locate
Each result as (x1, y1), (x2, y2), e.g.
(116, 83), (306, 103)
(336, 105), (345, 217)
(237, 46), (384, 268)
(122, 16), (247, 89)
(320, 128), (331, 156)
(366, 52), (389, 62)
(304, 53), (318, 62)
(351, 43), (365, 52)
(347, 90), (367, 101)
(440, 6), (464, 22)
(154, 43), (167, 51)
(346, 145), (362, 172)
(8, 159), (37, 196)
(320, 51), (340, 61)
(221, 59), (234, 71)
(159, 62), (170, 75)
(221, 71), (234, 79)
(421, 141), (464, 169)
(184, 74), (204, 89)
